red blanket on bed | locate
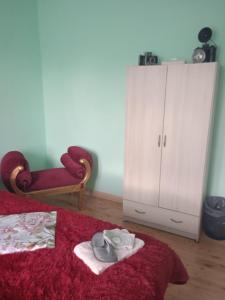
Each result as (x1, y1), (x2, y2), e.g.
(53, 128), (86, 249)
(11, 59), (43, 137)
(0, 191), (188, 300)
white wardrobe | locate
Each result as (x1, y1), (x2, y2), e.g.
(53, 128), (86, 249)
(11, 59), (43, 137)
(123, 62), (218, 241)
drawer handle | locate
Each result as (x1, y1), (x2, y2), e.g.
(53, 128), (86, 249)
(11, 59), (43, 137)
(134, 209), (146, 215)
(170, 218), (183, 224)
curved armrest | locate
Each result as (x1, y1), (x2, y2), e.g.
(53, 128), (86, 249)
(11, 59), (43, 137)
(61, 147), (93, 183)
(9, 165), (26, 195)
(68, 146), (93, 167)
(61, 153), (92, 185)
(79, 159), (92, 186)
(9, 166), (32, 194)
(61, 153), (86, 179)
(1, 151), (31, 192)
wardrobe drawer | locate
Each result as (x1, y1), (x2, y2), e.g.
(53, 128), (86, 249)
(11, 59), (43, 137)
(123, 200), (152, 223)
(157, 207), (199, 235)
(123, 200), (199, 235)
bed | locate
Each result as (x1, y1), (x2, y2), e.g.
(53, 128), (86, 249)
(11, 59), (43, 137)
(0, 190), (188, 300)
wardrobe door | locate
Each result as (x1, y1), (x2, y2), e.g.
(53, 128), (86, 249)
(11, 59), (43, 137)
(159, 63), (218, 215)
(124, 66), (167, 206)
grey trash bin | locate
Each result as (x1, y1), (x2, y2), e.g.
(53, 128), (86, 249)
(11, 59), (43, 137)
(203, 196), (225, 240)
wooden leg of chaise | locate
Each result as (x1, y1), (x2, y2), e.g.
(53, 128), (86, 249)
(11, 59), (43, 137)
(78, 190), (84, 210)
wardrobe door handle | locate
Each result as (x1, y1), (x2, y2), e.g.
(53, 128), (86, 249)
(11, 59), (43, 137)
(170, 218), (183, 224)
(158, 135), (161, 147)
(163, 135), (167, 147)
(134, 209), (146, 215)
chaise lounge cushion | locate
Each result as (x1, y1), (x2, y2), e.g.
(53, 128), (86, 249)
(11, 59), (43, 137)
(16, 170), (32, 191)
(28, 168), (81, 192)
(60, 153), (85, 179)
(68, 146), (93, 167)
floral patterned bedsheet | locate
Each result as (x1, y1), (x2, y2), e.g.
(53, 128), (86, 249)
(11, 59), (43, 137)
(0, 211), (56, 254)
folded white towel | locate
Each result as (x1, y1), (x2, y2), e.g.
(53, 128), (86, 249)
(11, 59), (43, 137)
(103, 228), (135, 250)
(74, 238), (144, 275)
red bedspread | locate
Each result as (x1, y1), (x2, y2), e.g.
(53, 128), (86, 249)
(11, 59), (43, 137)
(0, 191), (188, 300)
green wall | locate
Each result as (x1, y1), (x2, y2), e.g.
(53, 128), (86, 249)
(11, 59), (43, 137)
(0, 0), (46, 184)
(0, 0), (224, 197)
(36, 0), (225, 197)
(5, 0), (225, 198)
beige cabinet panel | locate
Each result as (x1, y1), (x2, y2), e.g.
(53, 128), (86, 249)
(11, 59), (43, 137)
(159, 63), (218, 215)
(124, 66), (167, 206)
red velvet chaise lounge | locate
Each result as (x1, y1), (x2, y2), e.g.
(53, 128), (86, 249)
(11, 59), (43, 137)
(0, 146), (92, 209)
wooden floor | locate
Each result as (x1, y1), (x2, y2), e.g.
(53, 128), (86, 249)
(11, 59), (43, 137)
(37, 194), (225, 300)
